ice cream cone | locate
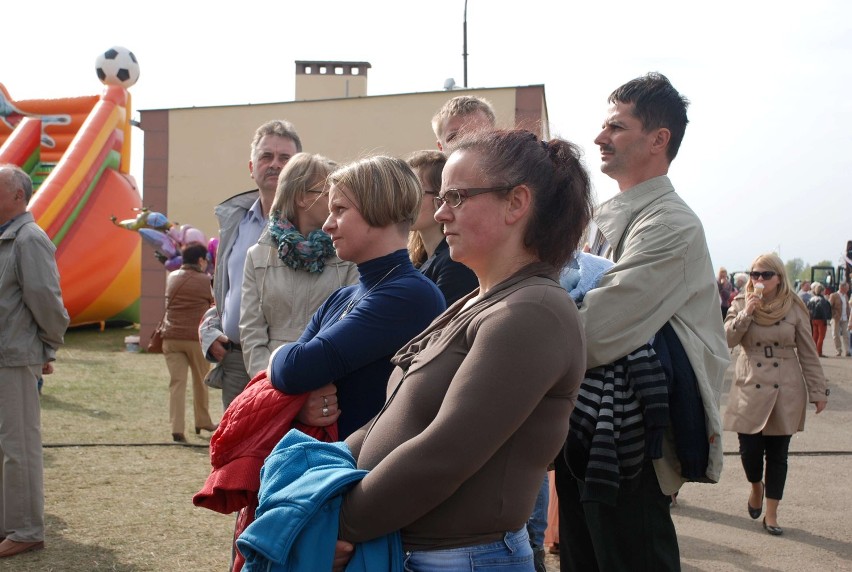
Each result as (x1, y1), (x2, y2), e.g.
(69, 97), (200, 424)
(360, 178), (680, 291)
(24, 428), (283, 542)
(754, 282), (765, 299)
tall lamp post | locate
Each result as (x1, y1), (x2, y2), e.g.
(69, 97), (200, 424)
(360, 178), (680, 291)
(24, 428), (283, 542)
(463, 0), (468, 87)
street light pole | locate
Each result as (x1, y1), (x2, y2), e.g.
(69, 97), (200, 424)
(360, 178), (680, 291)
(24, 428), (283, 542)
(463, 0), (468, 87)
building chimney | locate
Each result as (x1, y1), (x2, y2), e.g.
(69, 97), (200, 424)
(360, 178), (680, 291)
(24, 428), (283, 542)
(295, 61), (371, 101)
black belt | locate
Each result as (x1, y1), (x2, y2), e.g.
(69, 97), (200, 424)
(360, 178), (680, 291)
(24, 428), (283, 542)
(227, 341), (242, 351)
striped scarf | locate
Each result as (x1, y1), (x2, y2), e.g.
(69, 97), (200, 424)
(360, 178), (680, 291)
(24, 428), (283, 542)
(564, 345), (669, 505)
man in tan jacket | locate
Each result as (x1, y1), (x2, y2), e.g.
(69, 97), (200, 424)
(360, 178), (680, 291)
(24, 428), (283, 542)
(557, 74), (728, 572)
(828, 282), (850, 357)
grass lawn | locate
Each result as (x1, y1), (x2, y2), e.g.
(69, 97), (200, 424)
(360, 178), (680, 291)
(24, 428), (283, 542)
(11, 326), (233, 571)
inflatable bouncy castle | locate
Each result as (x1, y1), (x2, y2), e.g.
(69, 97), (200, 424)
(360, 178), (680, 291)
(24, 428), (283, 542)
(0, 47), (142, 326)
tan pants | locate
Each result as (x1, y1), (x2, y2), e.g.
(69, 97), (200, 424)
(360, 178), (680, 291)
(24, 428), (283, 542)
(0, 365), (44, 542)
(163, 339), (213, 434)
(831, 319), (849, 356)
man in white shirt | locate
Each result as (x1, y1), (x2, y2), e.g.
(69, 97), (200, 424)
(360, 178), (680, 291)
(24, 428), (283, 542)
(828, 282), (850, 357)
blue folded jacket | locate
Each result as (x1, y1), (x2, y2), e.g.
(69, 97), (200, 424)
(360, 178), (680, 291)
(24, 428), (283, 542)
(238, 429), (403, 572)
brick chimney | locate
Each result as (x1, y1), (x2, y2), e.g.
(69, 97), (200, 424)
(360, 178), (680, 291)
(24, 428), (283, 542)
(295, 61), (371, 101)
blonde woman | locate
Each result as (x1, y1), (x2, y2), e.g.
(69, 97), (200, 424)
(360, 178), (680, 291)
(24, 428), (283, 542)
(240, 153), (359, 378)
(267, 155), (447, 438)
(724, 253), (828, 535)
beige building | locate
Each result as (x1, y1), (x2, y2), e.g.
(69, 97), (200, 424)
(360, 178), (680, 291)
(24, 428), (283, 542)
(138, 60), (550, 339)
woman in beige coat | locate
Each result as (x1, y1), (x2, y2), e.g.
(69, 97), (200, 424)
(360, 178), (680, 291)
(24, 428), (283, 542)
(240, 153), (359, 378)
(724, 253), (828, 536)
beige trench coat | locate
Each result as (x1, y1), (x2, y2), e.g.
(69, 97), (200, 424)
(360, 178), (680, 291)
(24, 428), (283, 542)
(239, 231), (359, 378)
(723, 295), (828, 435)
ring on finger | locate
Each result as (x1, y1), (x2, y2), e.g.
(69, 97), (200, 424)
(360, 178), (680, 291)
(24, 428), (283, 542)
(322, 396), (328, 407)
(322, 406), (330, 417)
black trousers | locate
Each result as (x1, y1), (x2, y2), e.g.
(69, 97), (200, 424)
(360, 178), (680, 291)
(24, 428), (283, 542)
(555, 454), (680, 572)
(737, 432), (792, 500)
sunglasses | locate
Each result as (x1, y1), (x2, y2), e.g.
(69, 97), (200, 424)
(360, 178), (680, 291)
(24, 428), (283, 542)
(749, 271), (776, 280)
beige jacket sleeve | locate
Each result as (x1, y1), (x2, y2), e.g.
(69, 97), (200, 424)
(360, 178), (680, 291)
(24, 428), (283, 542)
(725, 297), (752, 348)
(240, 246), (272, 378)
(580, 220), (693, 368)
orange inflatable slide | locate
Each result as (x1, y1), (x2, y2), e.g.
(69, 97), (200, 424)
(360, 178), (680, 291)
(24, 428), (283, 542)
(0, 76), (141, 326)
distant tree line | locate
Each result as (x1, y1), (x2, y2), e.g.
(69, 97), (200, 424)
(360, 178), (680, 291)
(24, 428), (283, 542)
(784, 257), (839, 289)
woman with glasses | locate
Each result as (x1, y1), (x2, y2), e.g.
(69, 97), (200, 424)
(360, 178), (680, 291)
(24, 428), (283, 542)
(333, 130), (593, 571)
(240, 153), (359, 378)
(724, 253), (828, 536)
(405, 150), (478, 306)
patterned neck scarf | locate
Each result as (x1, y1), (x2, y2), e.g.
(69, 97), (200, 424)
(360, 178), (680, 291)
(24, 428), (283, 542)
(268, 213), (335, 273)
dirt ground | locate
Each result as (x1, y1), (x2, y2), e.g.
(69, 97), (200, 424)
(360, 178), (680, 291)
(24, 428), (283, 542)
(6, 330), (851, 571)
(544, 353), (852, 571)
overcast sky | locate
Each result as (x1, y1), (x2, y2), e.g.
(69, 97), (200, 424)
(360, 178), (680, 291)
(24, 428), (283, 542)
(3, 0), (850, 273)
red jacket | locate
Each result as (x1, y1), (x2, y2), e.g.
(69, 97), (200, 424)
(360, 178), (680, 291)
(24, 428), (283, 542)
(193, 371), (337, 514)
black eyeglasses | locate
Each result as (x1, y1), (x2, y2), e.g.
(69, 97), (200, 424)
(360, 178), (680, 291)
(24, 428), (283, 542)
(433, 185), (517, 209)
(749, 271), (776, 280)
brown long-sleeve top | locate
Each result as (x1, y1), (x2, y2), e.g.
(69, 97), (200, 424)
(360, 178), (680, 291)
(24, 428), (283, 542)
(339, 263), (586, 550)
(161, 265), (214, 341)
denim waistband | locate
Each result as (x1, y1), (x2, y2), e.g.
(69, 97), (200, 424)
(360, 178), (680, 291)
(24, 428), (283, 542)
(408, 526), (530, 555)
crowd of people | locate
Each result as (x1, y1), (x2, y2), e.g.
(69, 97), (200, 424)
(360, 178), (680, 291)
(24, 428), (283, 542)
(0, 71), (844, 571)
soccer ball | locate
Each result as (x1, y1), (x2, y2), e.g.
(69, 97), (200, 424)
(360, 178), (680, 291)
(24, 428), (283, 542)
(95, 46), (140, 88)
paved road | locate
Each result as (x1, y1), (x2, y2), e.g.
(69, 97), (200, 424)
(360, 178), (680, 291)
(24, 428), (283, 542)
(546, 354), (852, 571)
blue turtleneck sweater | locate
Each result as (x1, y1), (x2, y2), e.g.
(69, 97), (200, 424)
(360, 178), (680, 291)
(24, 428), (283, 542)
(270, 249), (446, 437)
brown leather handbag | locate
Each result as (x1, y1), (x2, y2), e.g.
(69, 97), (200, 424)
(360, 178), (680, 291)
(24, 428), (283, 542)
(147, 322), (165, 353)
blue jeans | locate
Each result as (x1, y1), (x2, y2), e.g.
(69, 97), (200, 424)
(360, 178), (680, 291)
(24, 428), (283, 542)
(403, 527), (534, 571)
(527, 472), (549, 549)
(527, 472), (549, 571)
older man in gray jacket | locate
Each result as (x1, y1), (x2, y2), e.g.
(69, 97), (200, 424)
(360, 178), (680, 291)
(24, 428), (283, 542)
(199, 120), (301, 409)
(0, 165), (69, 559)
(557, 74), (729, 572)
